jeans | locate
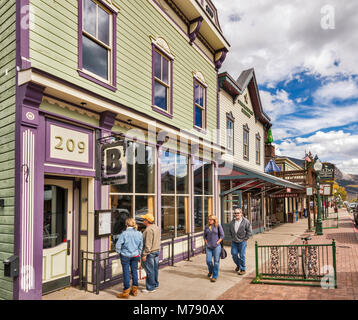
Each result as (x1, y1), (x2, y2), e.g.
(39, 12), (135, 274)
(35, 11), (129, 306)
(142, 251), (160, 291)
(120, 255), (140, 290)
(206, 245), (221, 279)
(231, 241), (247, 271)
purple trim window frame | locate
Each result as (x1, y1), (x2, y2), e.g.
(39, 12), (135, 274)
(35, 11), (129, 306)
(152, 44), (174, 118)
(193, 77), (207, 133)
(45, 118), (94, 169)
(78, 0), (117, 92)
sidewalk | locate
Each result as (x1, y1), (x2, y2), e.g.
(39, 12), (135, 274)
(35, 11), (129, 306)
(218, 208), (358, 300)
(44, 216), (310, 300)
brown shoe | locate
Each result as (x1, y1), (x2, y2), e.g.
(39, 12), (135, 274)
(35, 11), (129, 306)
(130, 286), (138, 296)
(210, 278), (217, 282)
(117, 288), (130, 299)
(238, 270), (246, 275)
(208, 273), (212, 278)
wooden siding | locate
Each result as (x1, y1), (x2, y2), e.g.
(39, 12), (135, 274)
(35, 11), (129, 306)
(29, 0), (218, 140)
(0, 0), (16, 300)
(220, 88), (265, 172)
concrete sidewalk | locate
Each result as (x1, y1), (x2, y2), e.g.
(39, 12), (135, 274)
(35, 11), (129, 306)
(44, 216), (311, 300)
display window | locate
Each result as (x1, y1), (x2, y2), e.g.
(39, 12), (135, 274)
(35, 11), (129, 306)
(193, 158), (214, 232)
(161, 151), (190, 239)
(110, 142), (156, 248)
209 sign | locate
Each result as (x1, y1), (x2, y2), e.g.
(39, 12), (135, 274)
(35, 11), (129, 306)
(49, 124), (90, 165)
(54, 136), (86, 154)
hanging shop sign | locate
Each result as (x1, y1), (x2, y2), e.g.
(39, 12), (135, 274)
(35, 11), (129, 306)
(270, 193), (300, 198)
(306, 187), (313, 196)
(320, 184), (332, 196)
(320, 163), (335, 182)
(95, 210), (112, 238)
(100, 139), (127, 185)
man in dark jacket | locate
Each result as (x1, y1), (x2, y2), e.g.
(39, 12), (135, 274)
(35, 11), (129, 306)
(229, 207), (252, 275)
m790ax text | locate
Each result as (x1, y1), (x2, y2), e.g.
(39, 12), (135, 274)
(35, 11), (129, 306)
(177, 304), (224, 315)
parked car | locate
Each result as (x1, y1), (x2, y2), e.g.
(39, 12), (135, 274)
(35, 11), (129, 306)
(353, 206), (358, 227)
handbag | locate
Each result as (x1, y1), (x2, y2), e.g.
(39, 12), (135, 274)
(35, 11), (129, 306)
(218, 225), (227, 259)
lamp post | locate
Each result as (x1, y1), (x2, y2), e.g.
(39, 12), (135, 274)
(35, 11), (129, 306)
(314, 157), (323, 235)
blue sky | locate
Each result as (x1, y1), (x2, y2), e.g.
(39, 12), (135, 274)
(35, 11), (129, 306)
(212, 0), (358, 174)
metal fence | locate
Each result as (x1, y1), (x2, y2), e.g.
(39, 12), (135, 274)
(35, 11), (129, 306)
(79, 232), (203, 294)
(252, 240), (337, 287)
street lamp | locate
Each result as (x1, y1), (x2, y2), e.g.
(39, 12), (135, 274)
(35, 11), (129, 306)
(314, 157), (323, 235)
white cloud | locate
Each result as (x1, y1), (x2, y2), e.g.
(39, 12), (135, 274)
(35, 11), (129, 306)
(275, 130), (358, 174)
(314, 79), (358, 104)
(212, 0), (358, 85)
(259, 89), (296, 122)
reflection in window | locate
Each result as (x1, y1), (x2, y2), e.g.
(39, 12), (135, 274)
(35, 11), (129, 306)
(161, 151), (189, 239)
(194, 159), (214, 232)
(82, 0), (111, 81)
(43, 185), (67, 249)
(109, 143), (156, 248)
(194, 80), (206, 129)
(153, 50), (170, 111)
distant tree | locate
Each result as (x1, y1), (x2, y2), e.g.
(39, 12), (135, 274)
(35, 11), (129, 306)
(332, 182), (348, 201)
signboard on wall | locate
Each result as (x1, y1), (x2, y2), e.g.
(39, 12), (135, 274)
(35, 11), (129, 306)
(101, 140), (127, 185)
(46, 119), (93, 168)
(95, 210), (112, 238)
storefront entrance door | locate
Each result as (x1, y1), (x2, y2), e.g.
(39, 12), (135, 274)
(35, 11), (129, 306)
(42, 179), (73, 294)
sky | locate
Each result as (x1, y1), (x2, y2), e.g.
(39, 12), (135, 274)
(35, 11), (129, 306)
(211, 0), (358, 175)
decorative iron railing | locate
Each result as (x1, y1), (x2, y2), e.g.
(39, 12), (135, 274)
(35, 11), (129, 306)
(252, 241), (337, 287)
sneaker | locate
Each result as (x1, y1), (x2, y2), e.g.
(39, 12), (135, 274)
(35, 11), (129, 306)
(235, 267), (240, 272)
(141, 289), (157, 293)
(238, 270), (246, 275)
(208, 273), (212, 278)
(210, 278), (217, 282)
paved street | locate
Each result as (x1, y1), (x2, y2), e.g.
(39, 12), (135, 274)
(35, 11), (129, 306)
(44, 208), (357, 300)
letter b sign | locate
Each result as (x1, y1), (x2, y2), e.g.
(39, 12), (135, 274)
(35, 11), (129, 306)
(106, 148), (122, 175)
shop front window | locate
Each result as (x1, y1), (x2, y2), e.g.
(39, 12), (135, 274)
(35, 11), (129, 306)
(251, 195), (262, 230)
(110, 142), (156, 248)
(194, 159), (214, 233)
(161, 151), (189, 239)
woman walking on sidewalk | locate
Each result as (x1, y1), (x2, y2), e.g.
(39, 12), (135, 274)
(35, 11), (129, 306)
(115, 218), (143, 299)
(204, 216), (225, 282)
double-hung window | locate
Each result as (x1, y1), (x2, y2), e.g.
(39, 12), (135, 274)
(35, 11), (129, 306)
(153, 48), (172, 115)
(194, 79), (206, 130)
(79, 0), (116, 90)
(243, 124), (249, 160)
(226, 113), (234, 153)
(256, 133), (261, 164)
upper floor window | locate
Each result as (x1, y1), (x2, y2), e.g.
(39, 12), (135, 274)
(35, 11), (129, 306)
(193, 72), (207, 131)
(243, 124), (249, 160)
(79, 0), (117, 91)
(256, 133), (261, 164)
(194, 80), (206, 129)
(153, 50), (171, 111)
(151, 37), (174, 118)
(226, 112), (234, 152)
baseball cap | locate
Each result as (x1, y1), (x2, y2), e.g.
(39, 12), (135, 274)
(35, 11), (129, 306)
(140, 213), (154, 223)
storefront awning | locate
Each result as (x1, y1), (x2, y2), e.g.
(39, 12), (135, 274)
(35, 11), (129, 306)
(219, 161), (304, 196)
